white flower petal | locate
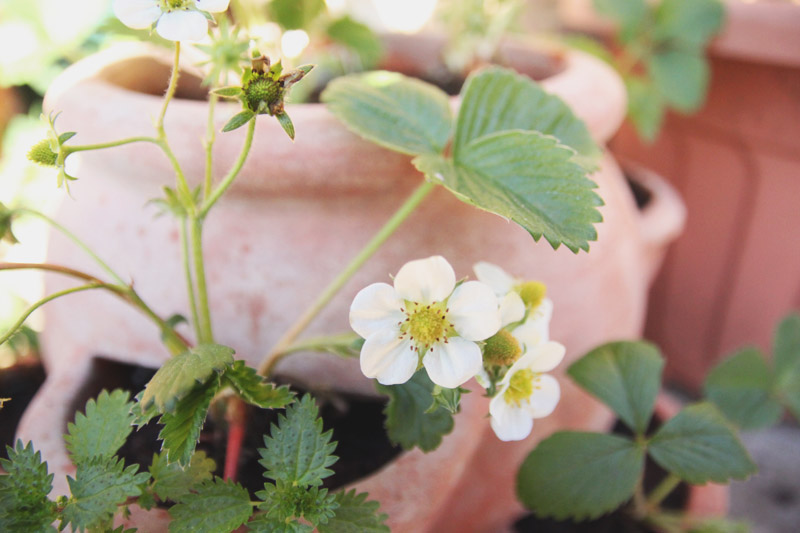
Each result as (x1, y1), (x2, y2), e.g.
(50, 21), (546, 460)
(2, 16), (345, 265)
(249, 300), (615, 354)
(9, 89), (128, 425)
(113, 0), (162, 29)
(473, 261), (515, 296)
(526, 341), (565, 373)
(499, 291), (525, 327)
(349, 283), (404, 339)
(423, 337), (482, 388)
(393, 256), (455, 303)
(195, 0), (230, 13)
(527, 374), (560, 418)
(530, 297), (554, 325)
(475, 366), (491, 389)
(360, 329), (418, 385)
(489, 395), (534, 441)
(512, 319), (548, 351)
(156, 9), (208, 42)
(448, 281), (501, 341)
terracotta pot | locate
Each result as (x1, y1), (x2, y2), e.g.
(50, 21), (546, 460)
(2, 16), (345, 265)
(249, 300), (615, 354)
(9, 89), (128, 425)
(17, 34), (684, 531)
(560, 0), (800, 392)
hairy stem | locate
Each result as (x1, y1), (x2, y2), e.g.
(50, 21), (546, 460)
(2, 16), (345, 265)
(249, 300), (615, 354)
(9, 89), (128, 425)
(258, 179), (436, 376)
(647, 473), (682, 511)
(180, 218), (202, 341)
(190, 217), (214, 343)
(64, 136), (158, 153)
(204, 74), (221, 200)
(199, 118), (256, 218)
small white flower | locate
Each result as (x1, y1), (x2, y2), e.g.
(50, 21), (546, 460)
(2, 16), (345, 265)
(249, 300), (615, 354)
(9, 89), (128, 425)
(113, 0), (230, 42)
(350, 256), (501, 388)
(489, 341), (565, 441)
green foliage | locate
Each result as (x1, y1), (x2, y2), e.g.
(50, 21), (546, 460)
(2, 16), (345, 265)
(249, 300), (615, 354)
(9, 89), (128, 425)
(774, 313), (800, 419)
(149, 451), (216, 502)
(704, 348), (783, 430)
(648, 403), (756, 485)
(223, 360), (295, 409)
(168, 479), (252, 533)
(647, 50), (708, 112)
(326, 17), (384, 68)
(376, 369), (455, 452)
(158, 378), (219, 466)
(317, 490), (390, 533)
(517, 432), (644, 520)
(0, 441), (57, 532)
(222, 110), (255, 132)
(653, 0), (726, 48)
(65, 389), (135, 465)
(567, 341), (664, 435)
(61, 457), (149, 532)
(259, 394), (337, 487)
(593, 0), (647, 41)
(256, 481), (337, 528)
(321, 71), (453, 156)
(625, 76), (665, 143)
(268, 0), (325, 30)
(140, 343), (234, 413)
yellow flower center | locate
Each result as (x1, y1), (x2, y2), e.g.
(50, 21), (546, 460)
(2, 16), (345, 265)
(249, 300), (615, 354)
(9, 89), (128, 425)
(400, 301), (452, 348)
(517, 281), (547, 309)
(164, 0), (190, 10)
(503, 369), (539, 406)
(483, 330), (521, 367)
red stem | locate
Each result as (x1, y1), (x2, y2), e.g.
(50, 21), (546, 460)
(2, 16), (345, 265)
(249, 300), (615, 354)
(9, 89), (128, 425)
(223, 397), (247, 481)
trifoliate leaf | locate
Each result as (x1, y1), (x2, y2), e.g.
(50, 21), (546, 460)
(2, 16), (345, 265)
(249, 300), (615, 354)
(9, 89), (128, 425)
(65, 389), (135, 465)
(140, 343), (234, 413)
(61, 457), (148, 532)
(653, 0), (725, 48)
(648, 403), (757, 485)
(567, 341), (664, 436)
(703, 348), (783, 430)
(376, 369), (454, 452)
(625, 75), (665, 143)
(168, 479), (252, 533)
(326, 16), (384, 68)
(256, 480), (338, 526)
(454, 66), (601, 169)
(0, 441), (57, 533)
(648, 50), (709, 113)
(158, 378), (220, 466)
(317, 490), (389, 533)
(149, 451), (216, 502)
(321, 71), (453, 156)
(593, 0), (647, 42)
(222, 360), (294, 409)
(517, 432), (644, 520)
(413, 131), (602, 253)
(222, 110), (255, 133)
(259, 394), (338, 487)
(774, 313), (800, 420)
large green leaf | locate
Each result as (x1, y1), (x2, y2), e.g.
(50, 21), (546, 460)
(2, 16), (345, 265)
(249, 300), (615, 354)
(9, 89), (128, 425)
(0, 441), (57, 533)
(774, 313), (800, 420)
(703, 348), (783, 430)
(653, 0), (725, 48)
(648, 403), (757, 485)
(168, 479), (252, 533)
(454, 66), (601, 168)
(568, 341), (664, 436)
(376, 369), (454, 452)
(321, 71), (452, 156)
(65, 389), (135, 465)
(268, 0), (325, 30)
(517, 432), (644, 520)
(259, 395), (338, 487)
(318, 490), (390, 533)
(625, 75), (665, 143)
(326, 16), (384, 67)
(414, 131), (602, 252)
(158, 378), (220, 466)
(648, 50), (709, 112)
(593, 0), (648, 42)
(140, 343), (234, 413)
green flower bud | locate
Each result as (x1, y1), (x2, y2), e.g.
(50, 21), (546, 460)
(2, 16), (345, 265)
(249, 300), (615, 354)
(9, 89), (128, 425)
(483, 330), (522, 367)
(27, 139), (58, 167)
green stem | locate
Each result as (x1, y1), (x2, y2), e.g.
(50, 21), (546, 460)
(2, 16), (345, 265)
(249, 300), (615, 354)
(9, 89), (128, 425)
(190, 217), (213, 343)
(258, 179), (436, 376)
(281, 332), (361, 356)
(199, 118), (256, 218)
(158, 42), (181, 131)
(64, 136), (158, 154)
(180, 218), (202, 341)
(204, 75), (221, 200)
(0, 284), (106, 346)
(647, 473), (682, 511)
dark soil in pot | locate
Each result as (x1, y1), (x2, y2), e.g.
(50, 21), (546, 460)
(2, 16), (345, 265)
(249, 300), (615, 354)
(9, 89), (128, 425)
(70, 357), (401, 499)
(0, 357), (46, 461)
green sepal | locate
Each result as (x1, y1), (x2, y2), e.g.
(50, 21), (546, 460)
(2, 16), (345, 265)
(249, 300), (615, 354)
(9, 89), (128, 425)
(276, 112), (295, 140)
(222, 110), (255, 133)
(58, 131), (77, 144)
(211, 86), (244, 98)
(427, 385), (468, 414)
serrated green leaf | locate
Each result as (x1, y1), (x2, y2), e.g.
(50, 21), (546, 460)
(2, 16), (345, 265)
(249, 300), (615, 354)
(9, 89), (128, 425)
(268, 0), (325, 30)
(318, 490), (389, 533)
(211, 86), (244, 98)
(222, 110), (255, 132)
(65, 389), (135, 465)
(593, 0), (647, 42)
(688, 516), (750, 533)
(649, 403), (757, 484)
(326, 16), (384, 67)
(653, 0), (725, 48)
(568, 341), (664, 436)
(774, 313), (800, 420)
(159, 378), (220, 466)
(256, 480), (338, 526)
(625, 75), (665, 143)
(62, 457), (148, 532)
(703, 348), (783, 430)
(414, 130), (602, 253)
(150, 451), (216, 502)
(517, 432), (644, 520)
(648, 50), (708, 112)
(248, 515), (313, 533)
(0, 441), (57, 533)
(276, 112), (295, 140)
(321, 71), (452, 156)
(140, 343), (234, 413)
(168, 479), (252, 533)
(259, 394), (338, 487)
(453, 66), (601, 169)
(223, 360), (294, 409)
(131, 391), (159, 428)
(375, 369), (454, 452)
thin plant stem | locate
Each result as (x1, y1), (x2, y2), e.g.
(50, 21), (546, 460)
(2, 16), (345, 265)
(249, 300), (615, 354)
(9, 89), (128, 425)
(647, 473), (682, 511)
(199, 118), (256, 218)
(204, 74), (221, 200)
(280, 332), (361, 356)
(180, 218), (202, 341)
(190, 217), (213, 343)
(64, 137), (158, 153)
(258, 179), (437, 376)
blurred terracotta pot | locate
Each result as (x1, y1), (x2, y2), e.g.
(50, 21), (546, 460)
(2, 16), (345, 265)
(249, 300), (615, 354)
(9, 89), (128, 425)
(17, 34), (683, 531)
(561, 0), (800, 391)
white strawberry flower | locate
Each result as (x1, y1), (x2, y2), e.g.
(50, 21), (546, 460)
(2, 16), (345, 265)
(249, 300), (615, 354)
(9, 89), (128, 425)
(350, 256), (501, 388)
(113, 0), (230, 42)
(489, 340), (565, 441)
